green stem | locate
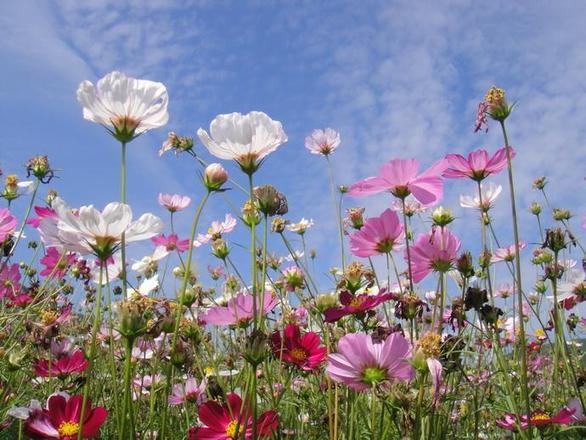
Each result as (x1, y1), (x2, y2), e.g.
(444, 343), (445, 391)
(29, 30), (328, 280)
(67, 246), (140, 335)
(499, 120), (531, 427)
(120, 336), (135, 439)
(326, 155), (346, 271)
(120, 141), (128, 299)
(401, 199), (415, 293)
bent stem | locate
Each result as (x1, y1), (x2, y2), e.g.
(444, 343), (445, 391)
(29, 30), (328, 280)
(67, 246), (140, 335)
(499, 120), (531, 426)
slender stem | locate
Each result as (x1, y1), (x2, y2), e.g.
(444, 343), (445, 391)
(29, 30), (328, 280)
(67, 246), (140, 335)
(499, 120), (531, 425)
(120, 337), (135, 439)
(120, 141), (128, 299)
(78, 263), (104, 440)
(248, 173), (258, 328)
(400, 199), (414, 292)
(326, 155), (346, 270)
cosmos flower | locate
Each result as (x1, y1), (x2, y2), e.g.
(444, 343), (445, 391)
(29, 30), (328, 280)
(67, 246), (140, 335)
(34, 350), (89, 378)
(349, 158), (448, 205)
(24, 393), (107, 439)
(197, 111), (288, 174)
(0, 263), (21, 299)
(496, 399), (584, 431)
(168, 377), (207, 406)
(196, 214), (237, 245)
(188, 393), (278, 439)
(443, 147), (514, 181)
(491, 241), (526, 263)
(459, 182), (502, 211)
(287, 218), (314, 235)
(26, 206), (57, 229)
(202, 292), (278, 326)
(151, 234), (190, 253)
(271, 324), (327, 371)
(304, 128), (341, 156)
(327, 332), (415, 391)
(39, 198), (163, 259)
(131, 247), (169, 275)
(76, 71), (168, 142)
(409, 228), (461, 283)
(548, 269), (585, 310)
(40, 247), (77, 279)
(324, 290), (395, 323)
(349, 208), (404, 257)
(0, 208), (17, 242)
(158, 193), (191, 213)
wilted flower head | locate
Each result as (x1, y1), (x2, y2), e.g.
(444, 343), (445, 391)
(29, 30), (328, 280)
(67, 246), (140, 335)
(475, 86), (512, 132)
(159, 132), (194, 156)
(77, 71), (168, 142)
(304, 128), (341, 156)
(253, 185), (288, 216)
(197, 111), (287, 174)
(26, 155), (54, 183)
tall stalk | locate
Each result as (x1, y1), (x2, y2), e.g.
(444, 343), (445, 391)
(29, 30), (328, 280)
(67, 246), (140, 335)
(120, 141), (128, 299)
(326, 155), (346, 271)
(498, 120), (531, 424)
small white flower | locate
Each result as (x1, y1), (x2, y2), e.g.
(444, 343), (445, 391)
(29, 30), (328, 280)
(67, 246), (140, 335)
(285, 250), (304, 262)
(287, 218), (314, 234)
(305, 128), (341, 156)
(131, 247), (169, 275)
(460, 182), (502, 210)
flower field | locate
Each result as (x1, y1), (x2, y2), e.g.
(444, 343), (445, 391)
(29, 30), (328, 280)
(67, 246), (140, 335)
(0, 72), (585, 439)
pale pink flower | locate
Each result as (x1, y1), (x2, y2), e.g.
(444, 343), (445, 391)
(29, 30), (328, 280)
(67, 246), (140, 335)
(390, 197), (428, 215)
(491, 241), (526, 263)
(459, 182), (502, 211)
(443, 147), (514, 181)
(168, 377), (207, 405)
(26, 206), (56, 229)
(158, 193), (191, 213)
(326, 332), (414, 391)
(409, 228), (461, 283)
(427, 358), (443, 408)
(304, 128), (341, 156)
(349, 209), (404, 257)
(0, 208), (17, 242)
(202, 292), (278, 326)
(196, 214), (237, 244)
(349, 158), (448, 205)
(0, 263), (21, 299)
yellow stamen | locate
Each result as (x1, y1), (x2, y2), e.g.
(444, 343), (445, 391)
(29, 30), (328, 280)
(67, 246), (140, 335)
(58, 421), (80, 436)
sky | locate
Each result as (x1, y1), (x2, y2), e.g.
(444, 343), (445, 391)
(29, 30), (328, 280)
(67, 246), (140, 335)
(0, 0), (585, 312)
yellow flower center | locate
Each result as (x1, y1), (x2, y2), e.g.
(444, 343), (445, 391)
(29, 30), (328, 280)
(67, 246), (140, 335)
(290, 347), (307, 361)
(349, 297), (364, 308)
(531, 412), (550, 422)
(225, 420), (244, 438)
(58, 421), (80, 436)
(41, 310), (58, 326)
(5, 175), (18, 187)
(484, 86), (505, 105)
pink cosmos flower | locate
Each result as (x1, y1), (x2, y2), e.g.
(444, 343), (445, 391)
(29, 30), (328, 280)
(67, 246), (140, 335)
(202, 292), (278, 326)
(496, 399), (584, 431)
(271, 324), (327, 371)
(168, 377), (207, 405)
(327, 332), (415, 391)
(324, 290), (395, 323)
(24, 393), (107, 439)
(196, 214), (237, 245)
(427, 358), (443, 408)
(188, 393), (278, 440)
(26, 206), (56, 229)
(34, 350), (89, 378)
(491, 241), (526, 263)
(151, 233), (190, 252)
(40, 247), (77, 278)
(349, 158), (448, 205)
(304, 128), (341, 156)
(0, 263), (21, 299)
(207, 265), (225, 280)
(349, 209), (404, 257)
(443, 147), (514, 181)
(409, 228), (461, 283)
(0, 208), (17, 242)
(158, 193), (191, 213)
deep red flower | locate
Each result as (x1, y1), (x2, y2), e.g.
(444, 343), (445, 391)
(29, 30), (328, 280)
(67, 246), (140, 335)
(34, 350), (89, 378)
(25, 394), (107, 439)
(188, 393), (278, 439)
(324, 290), (394, 323)
(271, 324), (327, 371)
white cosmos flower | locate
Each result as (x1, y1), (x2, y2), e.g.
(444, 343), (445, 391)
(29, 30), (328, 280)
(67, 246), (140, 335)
(287, 218), (314, 234)
(459, 182), (502, 210)
(91, 253), (124, 284)
(76, 71), (169, 142)
(547, 269), (585, 303)
(305, 128), (341, 155)
(131, 246), (169, 275)
(40, 197), (163, 258)
(197, 111), (287, 173)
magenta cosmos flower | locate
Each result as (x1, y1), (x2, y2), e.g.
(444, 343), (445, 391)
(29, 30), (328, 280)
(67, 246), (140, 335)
(168, 377), (207, 405)
(24, 393), (107, 439)
(188, 393), (278, 440)
(304, 128), (341, 156)
(271, 324), (327, 371)
(349, 158), (448, 205)
(0, 263), (21, 299)
(327, 332), (415, 391)
(26, 206), (56, 229)
(0, 208), (17, 242)
(34, 349), (89, 378)
(158, 193), (191, 213)
(40, 247), (77, 279)
(324, 290), (394, 323)
(409, 227), (461, 283)
(151, 233), (190, 252)
(443, 147), (514, 181)
(202, 292), (278, 326)
(350, 208), (404, 257)
(496, 399), (584, 431)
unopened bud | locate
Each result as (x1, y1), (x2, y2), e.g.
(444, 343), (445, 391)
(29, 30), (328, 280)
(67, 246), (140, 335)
(203, 163), (228, 191)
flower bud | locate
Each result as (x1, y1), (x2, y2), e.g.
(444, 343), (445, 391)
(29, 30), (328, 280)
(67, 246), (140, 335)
(530, 202), (542, 216)
(271, 217), (287, 233)
(211, 238), (230, 259)
(346, 207), (365, 230)
(241, 200), (261, 227)
(484, 86), (512, 121)
(456, 252), (475, 279)
(431, 206), (454, 227)
(117, 300), (147, 339)
(46, 189), (58, 205)
(26, 155), (53, 183)
(533, 176), (547, 190)
(543, 228), (567, 253)
(315, 292), (338, 313)
(253, 185), (288, 216)
(552, 208), (571, 222)
(203, 163), (228, 192)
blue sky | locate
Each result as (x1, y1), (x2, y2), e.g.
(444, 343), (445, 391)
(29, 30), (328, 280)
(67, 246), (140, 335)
(1, 0), (585, 306)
